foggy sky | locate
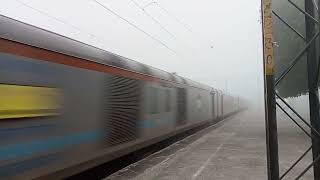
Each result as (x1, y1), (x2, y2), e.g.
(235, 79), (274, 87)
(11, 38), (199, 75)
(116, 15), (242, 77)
(1, 0), (264, 105)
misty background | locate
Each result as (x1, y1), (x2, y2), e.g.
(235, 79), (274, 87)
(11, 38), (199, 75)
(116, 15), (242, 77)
(1, 0), (264, 105)
(3, 1), (319, 178)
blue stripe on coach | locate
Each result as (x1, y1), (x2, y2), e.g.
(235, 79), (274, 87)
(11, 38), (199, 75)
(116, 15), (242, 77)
(0, 130), (103, 161)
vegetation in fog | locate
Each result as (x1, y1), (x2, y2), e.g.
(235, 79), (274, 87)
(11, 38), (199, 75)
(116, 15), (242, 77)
(272, 0), (310, 98)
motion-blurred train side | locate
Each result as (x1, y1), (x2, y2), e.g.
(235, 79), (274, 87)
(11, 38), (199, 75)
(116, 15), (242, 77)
(0, 15), (241, 179)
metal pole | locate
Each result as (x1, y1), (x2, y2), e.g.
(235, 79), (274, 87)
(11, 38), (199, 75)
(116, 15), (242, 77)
(262, 0), (279, 179)
(305, 0), (320, 178)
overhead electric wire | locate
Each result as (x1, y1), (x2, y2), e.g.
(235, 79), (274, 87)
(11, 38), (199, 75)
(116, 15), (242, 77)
(130, 0), (207, 58)
(91, 0), (179, 55)
(143, 1), (157, 9)
(16, 0), (185, 57)
(154, 1), (193, 33)
(15, 0), (98, 39)
(129, 0), (177, 39)
(147, 0), (215, 48)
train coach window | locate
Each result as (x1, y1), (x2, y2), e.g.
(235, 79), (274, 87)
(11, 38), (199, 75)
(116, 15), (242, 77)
(165, 89), (171, 112)
(147, 86), (159, 114)
(197, 95), (202, 109)
(146, 87), (172, 114)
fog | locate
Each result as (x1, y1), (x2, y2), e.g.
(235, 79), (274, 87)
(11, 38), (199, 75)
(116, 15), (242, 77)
(4, 1), (318, 179)
(1, 0), (265, 106)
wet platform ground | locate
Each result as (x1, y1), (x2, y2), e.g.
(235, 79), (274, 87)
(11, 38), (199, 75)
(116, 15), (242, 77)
(105, 109), (313, 180)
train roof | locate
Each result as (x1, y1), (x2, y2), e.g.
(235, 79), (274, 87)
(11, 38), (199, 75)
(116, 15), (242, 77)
(0, 15), (213, 91)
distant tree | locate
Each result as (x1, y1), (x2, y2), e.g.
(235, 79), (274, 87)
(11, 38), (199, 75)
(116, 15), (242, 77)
(272, 0), (310, 98)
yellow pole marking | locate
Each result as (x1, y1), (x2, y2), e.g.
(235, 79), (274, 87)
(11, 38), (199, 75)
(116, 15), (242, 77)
(263, 0), (275, 75)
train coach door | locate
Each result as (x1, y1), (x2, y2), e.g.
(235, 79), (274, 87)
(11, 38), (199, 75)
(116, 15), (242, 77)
(221, 94), (224, 119)
(176, 87), (187, 126)
(211, 93), (216, 121)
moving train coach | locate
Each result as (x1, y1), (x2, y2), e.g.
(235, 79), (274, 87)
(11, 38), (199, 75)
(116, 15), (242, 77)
(0, 15), (240, 179)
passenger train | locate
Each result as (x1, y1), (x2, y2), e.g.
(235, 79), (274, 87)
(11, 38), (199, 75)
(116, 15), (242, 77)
(0, 15), (240, 179)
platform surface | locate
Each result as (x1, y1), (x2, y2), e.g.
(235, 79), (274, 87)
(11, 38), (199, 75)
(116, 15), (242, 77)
(105, 109), (313, 180)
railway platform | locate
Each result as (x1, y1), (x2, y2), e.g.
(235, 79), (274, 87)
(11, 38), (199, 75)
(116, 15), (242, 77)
(105, 109), (313, 180)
